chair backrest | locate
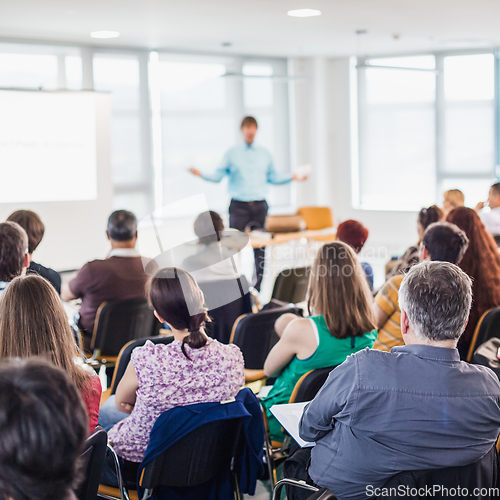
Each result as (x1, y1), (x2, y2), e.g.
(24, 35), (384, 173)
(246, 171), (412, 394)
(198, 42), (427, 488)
(467, 307), (500, 362)
(139, 417), (243, 490)
(290, 366), (338, 404)
(110, 335), (174, 395)
(199, 276), (253, 344)
(75, 426), (107, 500)
(91, 298), (157, 357)
(380, 444), (498, 498)
(271, 266), (311, 304)
(230, 305), (296, 370)
(296, 207), (333, 230)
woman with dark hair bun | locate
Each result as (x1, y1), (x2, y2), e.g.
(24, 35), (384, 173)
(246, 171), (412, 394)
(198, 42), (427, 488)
(387, 205), (443, 279)
(446, 207), (500, 357)
(99, 267), (244, 470)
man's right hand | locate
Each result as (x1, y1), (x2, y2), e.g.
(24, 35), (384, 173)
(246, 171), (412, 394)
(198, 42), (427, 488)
(475, 201), (485, 212)
(189, 167), (202, 177)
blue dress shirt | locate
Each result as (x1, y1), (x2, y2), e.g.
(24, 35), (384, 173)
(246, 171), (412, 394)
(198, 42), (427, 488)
(299, 345), (500, 500)
(201, 143), (292, 202)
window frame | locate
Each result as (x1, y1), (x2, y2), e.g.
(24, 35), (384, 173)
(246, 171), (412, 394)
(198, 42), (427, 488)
(356, 48), (499, 211)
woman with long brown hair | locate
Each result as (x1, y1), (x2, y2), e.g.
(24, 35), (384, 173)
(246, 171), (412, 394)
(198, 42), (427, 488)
(446, 207), (500, 357)
(0, 274), (101, 434)
(260, 241), (377, 443)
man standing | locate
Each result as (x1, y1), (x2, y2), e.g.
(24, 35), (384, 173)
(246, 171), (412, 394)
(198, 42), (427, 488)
(475, 182), (500, 237)
(189, 116), (306, 291)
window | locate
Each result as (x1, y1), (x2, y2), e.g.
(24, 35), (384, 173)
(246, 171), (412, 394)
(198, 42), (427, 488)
(93, 53), (152, 218)
(358, 56), (436, 210)
(155, 56), (291, 216)
(357, 53), (497, 211)
(0, 42), (291, 220)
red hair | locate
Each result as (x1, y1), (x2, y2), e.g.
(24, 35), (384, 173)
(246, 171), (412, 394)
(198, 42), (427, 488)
(446, 207), (500, 350)
(336, 220), (369, 253)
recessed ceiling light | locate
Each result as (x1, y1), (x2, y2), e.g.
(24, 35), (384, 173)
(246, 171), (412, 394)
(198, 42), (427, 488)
(90, 31), (120, 39)
(287, 9), (321, 17)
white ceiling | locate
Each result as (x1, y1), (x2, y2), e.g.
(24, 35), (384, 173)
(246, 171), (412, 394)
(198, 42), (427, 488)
(1, 0), (500, 58)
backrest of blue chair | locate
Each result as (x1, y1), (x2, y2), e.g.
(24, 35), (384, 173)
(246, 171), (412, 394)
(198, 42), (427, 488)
(232, 305), (296, 370)
(199, 276), (252, 344)
(111, 335), (174, 395)
(92, 298), (157, 356)
(271, 266), (311, 304)
(140, 417), (244, 489)
(75, 426), (107, 500)
(380, 444), (498, 497)
(294, 366), (338, 404)
(475, 307), (500, 354)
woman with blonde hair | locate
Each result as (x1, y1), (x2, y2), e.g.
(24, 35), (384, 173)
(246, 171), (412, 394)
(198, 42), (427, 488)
(260, 241), (377, 442)
(0, 274), (101, 435)
(443, 189), (465, 218)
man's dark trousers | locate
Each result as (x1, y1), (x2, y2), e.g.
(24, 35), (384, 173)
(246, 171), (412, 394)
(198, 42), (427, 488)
(229, 199), (268, 291)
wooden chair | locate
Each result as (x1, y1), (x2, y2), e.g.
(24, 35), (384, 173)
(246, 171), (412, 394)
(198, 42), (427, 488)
(466, 307), (500, 362)
(296, 207), (333, 230)
(271, 266), (311, 304)
(230, 304), (297, 383)
(263, 365), (338, 485)
(85, 298), (159, 371)
(100, 335), (174, 405)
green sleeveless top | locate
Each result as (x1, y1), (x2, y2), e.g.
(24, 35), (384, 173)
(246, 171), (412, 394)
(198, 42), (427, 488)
(261, 315), (377, 441)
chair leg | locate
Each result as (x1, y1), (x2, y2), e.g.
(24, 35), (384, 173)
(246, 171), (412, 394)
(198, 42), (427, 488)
(106, 444), (129, 500)
(272, 478), (318, 500)
(140, 489), (153, 500)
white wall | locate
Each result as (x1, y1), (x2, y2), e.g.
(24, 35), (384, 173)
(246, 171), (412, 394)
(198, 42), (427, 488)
(290, 56), (419, 286)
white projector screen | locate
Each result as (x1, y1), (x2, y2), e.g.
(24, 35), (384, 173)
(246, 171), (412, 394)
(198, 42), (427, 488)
(0, 90), (113, 272)
(0, 91), (98, 203)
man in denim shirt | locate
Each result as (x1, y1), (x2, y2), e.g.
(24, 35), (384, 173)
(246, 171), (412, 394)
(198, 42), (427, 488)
(299, 261), (500, 499)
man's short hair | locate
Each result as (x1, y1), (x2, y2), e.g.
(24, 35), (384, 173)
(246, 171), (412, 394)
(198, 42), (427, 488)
(0, 358), (88, 500)
(7, 209), (45, 254)
(241, 116), (258, 129)
(0, 221), (28, 282)
(399, 261), (472, 342)
(422, 222), (469, 264)
(107, 210), (137, 241)
(194, 210), (224, 245)
(491, 183), (500, 197)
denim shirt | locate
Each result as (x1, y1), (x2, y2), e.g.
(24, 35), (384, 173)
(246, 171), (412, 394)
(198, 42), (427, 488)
(299, 345), (500, 500)
(201, 143), (292, 202)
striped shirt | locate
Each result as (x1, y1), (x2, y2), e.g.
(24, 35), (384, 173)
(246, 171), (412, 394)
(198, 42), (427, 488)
(373, 274), (404, 351)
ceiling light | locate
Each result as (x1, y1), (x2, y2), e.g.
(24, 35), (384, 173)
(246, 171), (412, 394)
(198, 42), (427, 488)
(287, 9), (321, 17)
(90, 31), (120, 39)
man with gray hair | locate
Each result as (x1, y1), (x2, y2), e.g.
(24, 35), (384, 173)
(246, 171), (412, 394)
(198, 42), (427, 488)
(62, 210), (148, 349)
(292, 261), (500, 499)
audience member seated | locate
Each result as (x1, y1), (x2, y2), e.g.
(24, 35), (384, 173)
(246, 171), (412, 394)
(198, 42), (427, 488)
(447, 206), (500, 358)
(475, 182), (500, 237)
(62, 210), (149, 349)
(293, 261), (500, 500)
(0, 221), (29, 296)
(386, 205), (442, 280)
(373, 221), (469, 351)
(0, 357), (88, 500)
(0, 275), (101, 435)
(442, 188), (465, 218)
(260, 241), (377, 443)
(7, 209), (61, 294)
(98, 267), (244, 486)
(181, 210), (245, 283)
(336, 219), (374, 291)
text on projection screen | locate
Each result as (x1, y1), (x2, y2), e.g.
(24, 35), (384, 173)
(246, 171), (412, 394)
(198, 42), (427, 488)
(0, 90), (97, 203)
